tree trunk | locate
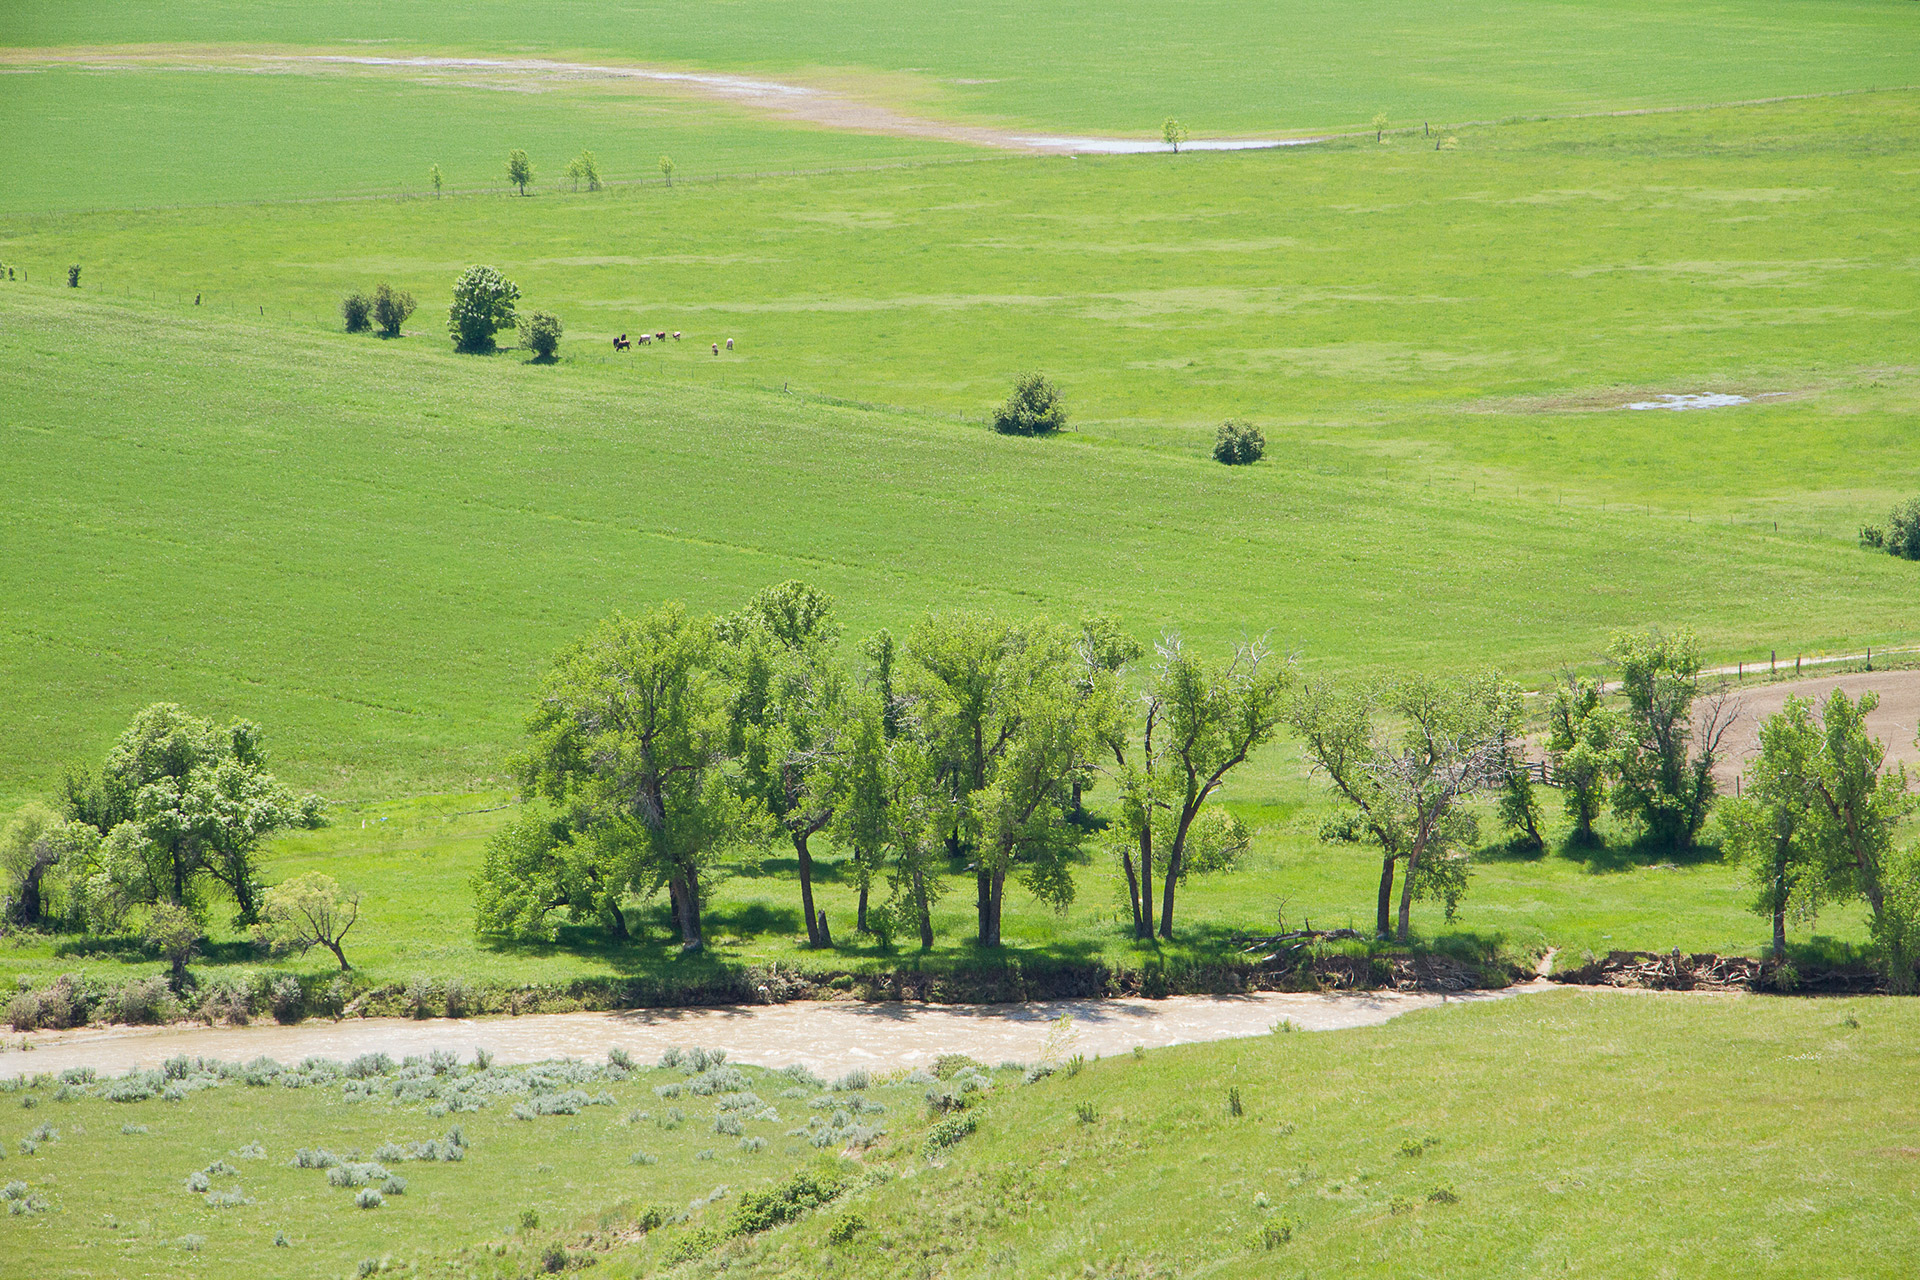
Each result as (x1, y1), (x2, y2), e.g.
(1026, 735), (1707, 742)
(1396, 842), (1422, 942)
(672, 870), (703, 950)
(608, 900), (628, 941)
(326, 940), (352, 971)
(12, 860), (45, 926)
(1137, 831), (1154, 941)
(795, 830), (821, 946)
(976, 866), (994, 945)
(912, 867), (934, 952)
(1120, 841), (1143, 940)
(985, 868), (1005, 947)
(1375, 851), (1396, 940)
(857, 882), (870, 933)
(169, 956), (187, 994)
(1770, 840), (1789, 960)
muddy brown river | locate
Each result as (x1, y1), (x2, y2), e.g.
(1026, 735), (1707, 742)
(1, 986), (1561, 1080)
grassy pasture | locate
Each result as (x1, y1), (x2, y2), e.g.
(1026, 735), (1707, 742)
(3, 994), (1914, 1277)
(0, 67), (975, 215)
(6, 0), (1920, 138)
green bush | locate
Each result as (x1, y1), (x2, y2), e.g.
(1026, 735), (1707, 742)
(923, 1113), (977, 1156)
(1212, 419), (1265, 465)
(723, 1166), (851, 1236)
(372, 283), (416, 338)
(520, 310), (563, 361)
(1880, 497), (1920, 560)
(341, 291), (373, 334)
(992, 372), (1067, 435)
(447, 266), (520, 354)
(66, 264), (81, 288)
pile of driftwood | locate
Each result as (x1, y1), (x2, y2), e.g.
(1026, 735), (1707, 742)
(1233, 928), (1498, 993)
(1550, 949), (1884, 994)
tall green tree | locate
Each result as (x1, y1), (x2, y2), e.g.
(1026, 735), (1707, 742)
(1797, 690), (1918, 991)
(517, 604), (743, 952)
(1290, 673), (1519, 940)
(902, 613), (1096, 947)
(830, 705), (947, 951)
(447, 265), (520, 354)
(1717, 695), (1821, 959)
(1608, 628), (1735, 850)
(717, 580), (850, 947)
(1546, 675), (1618, 844)
(63, 703), (324, 926)
(1107, 635), (1289, 939)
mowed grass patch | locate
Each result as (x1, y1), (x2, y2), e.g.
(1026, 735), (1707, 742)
(5, 0), (1919, 135)
(707, 993), (1920, 1278)
(5, 285), (1919, 799)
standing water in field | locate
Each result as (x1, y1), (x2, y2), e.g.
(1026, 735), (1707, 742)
(1624, 393), (1753, 411)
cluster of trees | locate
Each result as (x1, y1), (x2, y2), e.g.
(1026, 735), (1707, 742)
(1859, 496), (1920, 560)
(1721, 689), (1920, 989)
(445, 266), (562, 359)
(503, 149), (610, 196)
(0, 705), (360, 981)
(474, 584), (1291, 952)
(341, 283), (417, 337)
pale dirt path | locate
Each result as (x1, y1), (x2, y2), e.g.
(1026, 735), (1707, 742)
(0, 46), (1315, 156)
(0, 985), (1563, 1080)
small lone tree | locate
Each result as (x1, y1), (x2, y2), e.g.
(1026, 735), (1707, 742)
(429, 163), (443, 197)
(1718, 696), (1821, 960)
(992, 372), (1067, 436)
(372, 283), (415, 337)
(1372, 111), (1390, 142)
(144, 903), (200, 992)
(659, 154), (675, 187)
(342, 290), (373, 333)
(260, 873), (361, 970)
(1212, 419), (1265, 465)
(506, 149), (534, 195)
(1162, 118), (1189, 152)
(447, 265), (520, 354)
(520, 310), (563, 361)
(67, 264), (81, 288)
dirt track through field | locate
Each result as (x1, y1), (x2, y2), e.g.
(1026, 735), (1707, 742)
(0, 985), (1573, 1080)
(0, 46), (1314, 156)
(1711, 668), (1920, 787)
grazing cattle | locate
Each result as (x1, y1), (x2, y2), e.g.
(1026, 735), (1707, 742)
(656, 331), (667, 341)
(712, 343), (719, 355)
(725, 337), (734, 351)
(613, 333), (631, 350)
(672, 331), (682, 340)
(637, 333), (651, 344)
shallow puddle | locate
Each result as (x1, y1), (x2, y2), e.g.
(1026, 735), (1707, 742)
(1624, 392), (1753, 411)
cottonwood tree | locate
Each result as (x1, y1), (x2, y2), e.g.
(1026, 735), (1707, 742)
(516, 604), (743, 952)
(830, 706), (948, 951)
(660, 155), (675, 187)
(1546, 675), (1617, 844)
(1718, 696), (1822, 960)
(447, 266), (520, 354)
(902, 613), (1102, 946)
(1162, 118), (1189, 152)
(261, 872), (361, 970)
(63, 703), (324, 926)
(718, 580), (852, 947)
(1608, 628), (1736, 850)
(1107, 634), (1290, 939)
(1795, 690), (1919, 991)
(506, 149), (534, 195)
(1290, 672), (1520, 940)
(1, 803), (84, 928)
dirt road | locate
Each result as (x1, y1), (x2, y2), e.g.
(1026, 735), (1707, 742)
(0, 985), (1553, 1080)
(1712, 668), (1920, 787)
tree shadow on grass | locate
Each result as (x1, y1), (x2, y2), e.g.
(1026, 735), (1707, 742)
(1554, 831), (1723, 876)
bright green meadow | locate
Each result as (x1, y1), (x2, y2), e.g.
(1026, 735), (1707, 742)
(4, 5), (1919, 995)
(3, 994), (1917, 1277)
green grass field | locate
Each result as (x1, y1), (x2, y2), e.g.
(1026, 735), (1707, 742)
(6, 0), (1919, 140)
(4, 994), (1915, 1277)
(6, 3), (1920, 1012)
